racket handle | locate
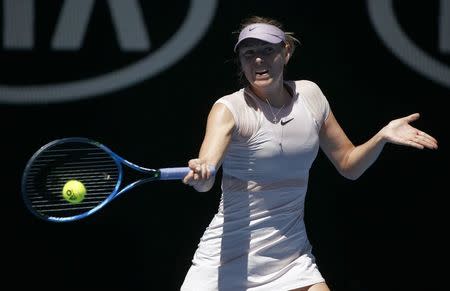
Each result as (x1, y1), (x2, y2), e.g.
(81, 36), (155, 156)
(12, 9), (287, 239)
(159, 166), (216, 180)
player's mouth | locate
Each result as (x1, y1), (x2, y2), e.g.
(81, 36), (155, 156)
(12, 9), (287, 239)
(255, 69), (269, 78)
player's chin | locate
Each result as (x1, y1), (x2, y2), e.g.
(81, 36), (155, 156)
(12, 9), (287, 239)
(252, 77), (273, 87)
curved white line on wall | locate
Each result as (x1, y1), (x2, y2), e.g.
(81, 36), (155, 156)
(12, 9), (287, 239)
(0, 0), (218, 104)
(367, 0), (450, 89)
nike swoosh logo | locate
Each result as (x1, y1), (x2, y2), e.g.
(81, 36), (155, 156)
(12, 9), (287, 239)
(280, 117), (294, 125)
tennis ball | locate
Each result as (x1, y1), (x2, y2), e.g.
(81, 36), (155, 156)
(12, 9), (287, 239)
(62, 180), (86, 204)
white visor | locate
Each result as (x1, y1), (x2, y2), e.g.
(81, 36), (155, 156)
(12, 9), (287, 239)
(234, 23), (286, 52)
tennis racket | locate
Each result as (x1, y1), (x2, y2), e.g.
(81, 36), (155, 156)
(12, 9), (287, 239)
(21, 137), (215, 223)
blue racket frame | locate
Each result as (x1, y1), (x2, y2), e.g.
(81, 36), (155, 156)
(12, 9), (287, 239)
(21, 137), (214, 222)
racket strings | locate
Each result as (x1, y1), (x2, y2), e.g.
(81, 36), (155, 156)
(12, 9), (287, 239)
(23, 142), (119, 218)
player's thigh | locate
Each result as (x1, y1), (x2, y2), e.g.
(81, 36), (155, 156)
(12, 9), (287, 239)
(289, 282), (330, 291)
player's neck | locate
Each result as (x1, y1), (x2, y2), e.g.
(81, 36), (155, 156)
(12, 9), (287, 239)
(249, 82), (290, 108)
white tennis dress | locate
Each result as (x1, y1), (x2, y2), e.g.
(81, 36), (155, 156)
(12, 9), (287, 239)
(181, 80), (330, 291)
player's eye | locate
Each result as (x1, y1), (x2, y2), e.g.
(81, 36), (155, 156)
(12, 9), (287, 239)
(263, 47), (274, 54)
(242, 50), (255, 58)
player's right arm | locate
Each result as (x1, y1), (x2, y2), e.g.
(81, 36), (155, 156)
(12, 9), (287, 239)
(183, 102), (235, 192)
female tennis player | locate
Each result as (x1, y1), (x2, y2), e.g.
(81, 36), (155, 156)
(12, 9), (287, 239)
(181, 16), (438, 291)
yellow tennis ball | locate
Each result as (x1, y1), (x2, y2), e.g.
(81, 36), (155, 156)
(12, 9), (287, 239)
(62, 180), (86, 204)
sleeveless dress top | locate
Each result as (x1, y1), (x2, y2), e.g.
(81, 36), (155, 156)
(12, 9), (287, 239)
(181, 80), (331, 291)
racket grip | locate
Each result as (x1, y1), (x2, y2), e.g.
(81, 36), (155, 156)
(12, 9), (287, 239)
(159, 166), (216, 180)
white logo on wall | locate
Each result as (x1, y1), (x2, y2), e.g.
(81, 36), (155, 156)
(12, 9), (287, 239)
(0, 0), (217, 104)
(367, 0), (450, 89)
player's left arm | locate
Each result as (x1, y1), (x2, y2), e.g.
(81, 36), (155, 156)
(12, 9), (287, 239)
(319, 112), (438, 180)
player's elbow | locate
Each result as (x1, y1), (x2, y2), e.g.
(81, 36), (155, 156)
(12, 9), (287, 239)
(341, 171), (361, 180)
(336, 161), (363, 180)
(335, 150), (363, 180)
(338, 166), (365, 180)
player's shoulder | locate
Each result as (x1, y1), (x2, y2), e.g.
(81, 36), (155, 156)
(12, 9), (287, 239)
(291, 79), (327, 99)
(216, 88), (245, 102)
(214, 87), (249, 110)
(292, 79), (322, 91)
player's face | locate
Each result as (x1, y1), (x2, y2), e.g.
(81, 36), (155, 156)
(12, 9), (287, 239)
(238, 39), (288, 89)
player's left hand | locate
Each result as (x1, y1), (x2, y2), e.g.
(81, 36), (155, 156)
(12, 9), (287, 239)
(381, 113), (438, 150)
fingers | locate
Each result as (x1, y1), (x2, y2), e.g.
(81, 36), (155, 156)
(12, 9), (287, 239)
(182, 169), (195, 185)
(201, 163), (208, 180)
(183, 169), (202, 186)
(183, 158), (199, 185)
(393, 113), (439, 150)
(406, 139), (424, 150)
(412, 131), (438, 150)
(183, 158), (213, 186)
(416, 130), (438, 145)
(188, 158), (201, 171)
(399, 130), (438, 150)
(405, 113), (420, 123)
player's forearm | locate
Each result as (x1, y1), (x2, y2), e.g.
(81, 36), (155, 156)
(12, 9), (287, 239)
(341, 130), (387, 180)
